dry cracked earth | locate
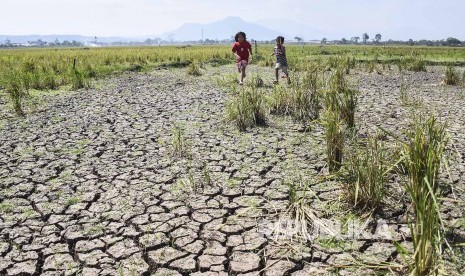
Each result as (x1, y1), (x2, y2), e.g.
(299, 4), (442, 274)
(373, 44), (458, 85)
(1, 64), (465, 275)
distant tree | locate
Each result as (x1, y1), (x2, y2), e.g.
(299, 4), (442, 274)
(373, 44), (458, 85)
(321, 38), (327, 44)
(71, 40), (82, 47)
(295, 36), (304, 52)
(408, 39), (414, 46)
(362, 33), (369, 44)
(205, 38), (217, 44)
(374, 33), (382, 44)
(153, 37), (162, 45)
(351, 36), (360, 44)
(341, 38), (348, 44)
(445, 37), (462, 46)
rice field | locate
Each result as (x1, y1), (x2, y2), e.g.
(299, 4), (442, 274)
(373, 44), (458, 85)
(1, 44), (465, 275)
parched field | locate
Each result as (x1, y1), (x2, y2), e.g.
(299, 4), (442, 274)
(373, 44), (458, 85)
(1, 54), (465, 275)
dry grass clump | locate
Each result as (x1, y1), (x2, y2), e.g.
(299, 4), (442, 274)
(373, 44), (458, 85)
(443, 65), (460, 85)
(394, 115), (448, 275)
(321, 68), (359, 172)
(269, 67), (321, 121)
(404, 56), (427, 72)
(187, 61), (202, 76)
(323, 109), (344, 172)
(342, 135), (391, 210)
(226, 86), (268, 131)
(171, 124), (186, 157)
(6, 70), (28, 116)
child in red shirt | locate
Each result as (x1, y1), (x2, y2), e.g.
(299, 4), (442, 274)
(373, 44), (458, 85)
(232, 31), (253, 85)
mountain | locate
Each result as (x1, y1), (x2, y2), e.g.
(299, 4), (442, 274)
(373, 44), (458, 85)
(162, 16), (284, 41)
(0, 35), (146, 44)
(255, 19), (326, 41)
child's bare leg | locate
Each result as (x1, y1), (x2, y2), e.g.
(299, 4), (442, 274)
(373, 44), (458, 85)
(275, 68), (279, 82)
(240, 67), (246, 84)
(283, 67), (290, 83)
(282, 66), (289, 77)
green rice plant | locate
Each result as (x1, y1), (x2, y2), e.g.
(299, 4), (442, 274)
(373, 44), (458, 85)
(443, 65), (460, 85)
(225, 86), (268, 131)
(21, 59), (36, 73)
(399, 81), (409, 106)
(326, 68), (358, 129)
(326, 55), (353, 74)
(44, 73), (59, 90)
(365, 60), (377, 73)
(323, 109), (345, 172)
(127, 63), (144, 72)
(293, 76), (320, 121)
(327, 56), (340, 70)
(248, 74), (264, 88)
(400, 115), (448, 275)
(6, 71), (28, 115)
(339, 88), (358, 130)
(269, 68), (321, 121)
(405, 56), (427, 72)
(187, 168), (197, 191)
(269, 83), (292, 115)
(202, 162), (212, 186)
(171, 124), (186, 157)
(21, 72), (33, 92)
(343, 135), (391, 210)
(297, 67), (321, 120)
(86, 64), (97, 78)
(187, 61), (202, 76)
(71, 69), (90, 90)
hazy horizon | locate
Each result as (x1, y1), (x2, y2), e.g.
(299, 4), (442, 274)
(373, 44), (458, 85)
(1, 0), (464, 40)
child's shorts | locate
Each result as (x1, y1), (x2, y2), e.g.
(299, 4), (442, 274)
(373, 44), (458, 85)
(275, 62), (288, 69)
(237, 60), (248, 70)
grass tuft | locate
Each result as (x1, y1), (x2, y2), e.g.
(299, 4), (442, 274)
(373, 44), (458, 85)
(171, 124), (186, 157)
(443, 65), (460, 85)
(400, 114), (448, 275)
(323, 109), (345, 172)
(343, 135), (391, 210)
(187, 61), (202, 76)
(225, 86), (268, 131)
(6, 71), (28, 116)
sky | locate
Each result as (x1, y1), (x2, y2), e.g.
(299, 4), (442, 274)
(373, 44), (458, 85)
(1, 0), (464, 40)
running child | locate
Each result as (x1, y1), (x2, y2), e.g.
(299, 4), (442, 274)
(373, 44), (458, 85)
(271, 36), (290, 84)
(232, 31), (253, 85)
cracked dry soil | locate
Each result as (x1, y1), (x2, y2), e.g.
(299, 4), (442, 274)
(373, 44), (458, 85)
(1, 64), (465, 275)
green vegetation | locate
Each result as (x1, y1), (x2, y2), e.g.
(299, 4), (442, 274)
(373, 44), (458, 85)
(269, 68), (321, 121)
(443, 65), (461, 85)
(171, 124), (186, 158)
(187, 61), (202, 76)
(323, 109), (345, 172)
(2, 44), (465, 115)
(343, 135), (391, 210)
(400, 115), (448, 275)
(225, 86), (268, 131)
(321, 67), (359, 172)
